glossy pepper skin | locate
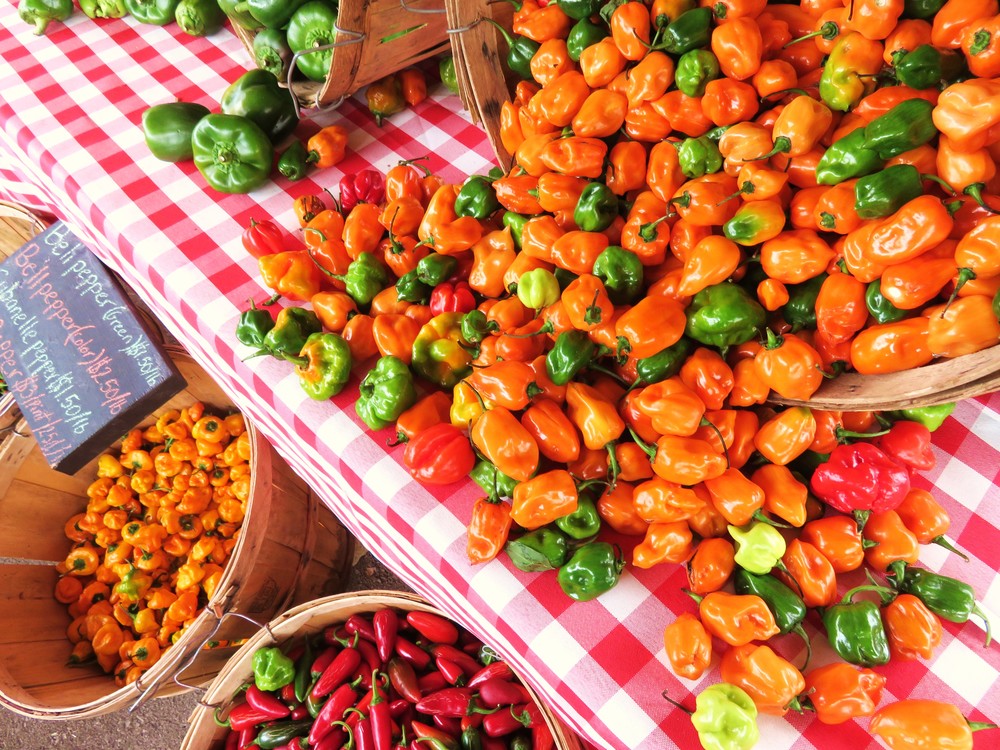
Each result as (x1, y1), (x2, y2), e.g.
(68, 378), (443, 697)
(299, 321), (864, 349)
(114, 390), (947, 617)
(80, 0), (127, 18)
(810, 443), (911, 523)
(888, 564), (993, 645)
(658, 7), (713, 55)
(123, 0), (180, 26)
(261, 307), (321, 359)
(505, 527), (569, 572)
(191, 114), (273, 194)
(592, 246), (643, 305)
(866, 280), (908, 324)
(675, 49), (720, 98)
(289, 332), (352, 400)
(356, 356), (418, 431)
(663, 612), (712, 680)
(802, 663), (886, 725)
(863, 99), (938, 160)
(817, 129), (884, 186)
(253, 646), (295, 691)
(733, 568), (810, 657)
(411, 312), (474, 389)
(546, 330), (600, 386)
(894, 44), (942, 89)
(470, 459), (518, 501)
(142, 102), (210, 162)
(694, 591), (780, 647)
(684, 283), (765, 349)
(574, 182), (619, 233)
(403, 423), (476, 485)
(635, 338), (694, 385)
(286, 1), (338, 82)
(236, 300), (276, 351)
(252, 28), (292, 79)
(821, 585), (892, 667)
(220, 69), (298, 145)
(870, 700), (997, 750)
(277, 141), (309, 181)
(555, 494), (601, 540)
(455, 175), (501, 220)
(175, 0), (226, 36)
(556, 541), (624, 602)
(690, 683), (759, 750)
(854, 165), (924, 220)
(720, 643), (805, 717)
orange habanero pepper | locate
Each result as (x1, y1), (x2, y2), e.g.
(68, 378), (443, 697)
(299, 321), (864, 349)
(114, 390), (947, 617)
(467, 498), (513, 565)
(777, 538), (838, 608)
(520, 399), (581, 464)
(695, 591), (781, 647)
(754, 407), (817, 466)
(803, 663), (886, 725)
(663, 612), (712, 680)
(850, 318), (932, 374)
(721, 643), (806, 716)
(687, 537), (736, 595)
(510, 469), (577, 530)
(884, 593), (943, 661)
(471, 407), (539, 482)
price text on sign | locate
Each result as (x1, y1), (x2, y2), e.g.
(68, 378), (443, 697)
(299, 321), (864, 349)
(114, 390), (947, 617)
(0, 221), (185, 473)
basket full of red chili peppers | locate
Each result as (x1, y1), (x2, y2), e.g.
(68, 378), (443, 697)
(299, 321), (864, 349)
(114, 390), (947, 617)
(181, 591), (582, 750)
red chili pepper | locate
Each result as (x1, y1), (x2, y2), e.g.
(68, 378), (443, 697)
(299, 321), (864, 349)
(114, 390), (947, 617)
(482, 704), (532, 737)
(477, 678), (529, 708)
(309, 683), (359, 746)
(388, 657), (422, 703)
(416, 687), (493, 717)
(324, 625), (354, 647)
(532, 716), (555, 750)
(340, 169), (386, 214)
(314, 729), (347, 750)
(403, 423), (477, 485)
(432, 714), (463, 735)
(873, 420), (936, 472)
(370, 671), (393, 750)
(346, 691), (375, 729)
(395, 636), (432, 670)
(373, 609), (399, 664)
(429, 644), (481, 677)
(406, 611), (460, 645)
(355, 716), (375, 750)
(418, 670), (448, 695)
(290, 704), (309, 720)
(389, 698), (411, 719)
(810, 443), (911, 524)
(436, 656), (467, 686)
(346, 614), (378, 643)
(311, 645), (337, 678)
(228, 695), (288, 732)
(224, 731), (239, 750)
(279, 682), (297, 705)
(467, 661), (513, 689)
(430, 281), (477, 317)
(237, 726), (257, 749)
(311, 646), (362, 700)
(410, 721), (459, 750)
(357, 638), (382, 673)
(242, 218), (289, 258)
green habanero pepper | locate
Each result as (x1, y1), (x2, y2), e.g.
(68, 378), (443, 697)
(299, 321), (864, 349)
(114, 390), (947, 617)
(440, 55), (459, 94)
(175, 0), (226, 36)
(505, 527), (569, 572)
(220, 69), (299, 145)
(485, 20), (540, 80)
(356, 355), (418, 430)
(690, 683), (760, 750)
(142, 102), (210, 163)
(863, 98), (938, 160)
(278, 141), (309, 181)
(675, 49), (720, 98)
(286, 1), (338, 82)
(557, 0), (601, 20)
(888, 563), (992, 645)
(546, 329), (599, 386)
(821, 584), (892, 667)
(816, 128), (884, 185)
(567, 17), (608, 62)
(19, 0), (72, 34)
(902, 0), (946, 20)
(233, 0), (307, 29)
(733, 567), (811, 662)
(252, 28), (293, 79)
(396, 269), (432, 304)
(235, 299), (276, 353)
(865, 280), (909, 324)
(782, 272), (827, 331)
(723, 202), (782, 246)
(262, 307), (322, 359)
(556, 541), (624, 601)
(574, 182), (619, 232)
(854, 164), (924, 219)
(555, 495), (601, 540)
(416, 252), (458, 288)
(517, 268), (561, 309)
(684, 283), (765, 349)
(287, 332), (352, 400)
(252, 646), (296, 692)
(678, 135), (723, 179)
(411, 312), (474, 388)
(658, 7), (712, 56)
(255, 719), (314, 750)
(635, 337), (694, 385)
(123, 0), (180, 25)
(455, 175), (501, 220)
(553, 267), (578, 291)
(889, 404), (955, 432)
(80, 0), (127, 19)
(592, 245), (643, 305)
(333, 253), (389, 306)
(218, 0), (261, 29)
(728, 522), (786, 576)
(820, 32), (874, 112)
(893, 44), (942, 90)
(191, 114), (274, 194)
(503, 212), (530, 248)
(470, 459), (518, 500)
(460, 310), (499, 344)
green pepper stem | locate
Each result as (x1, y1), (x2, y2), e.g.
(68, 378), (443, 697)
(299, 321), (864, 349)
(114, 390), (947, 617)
(931, 535), (970, 562)
(763, 328), (783, 351)
(699, 416), (730, 469)
(748, 136), (792, 162)
(791, 623), (812, 671)
(681, 588), (704, 605)
(834, 426), (891, 443)
(967, 720), (998, 732)
(751, 509), (793, 529)
(963, 183), (1000, 214)
(212, 705), (231, 728)
(972, 603), (993, 648)
(629, 427), (657, 460)
(841, 583), (896, 606)
(920, 174), (957, 195)
(588, 362), (629, 387)
(606, 443), (621, 490)
(639, 215), (669, 242)
(940, 267), (977, 316)
(783, 22), (839, 48)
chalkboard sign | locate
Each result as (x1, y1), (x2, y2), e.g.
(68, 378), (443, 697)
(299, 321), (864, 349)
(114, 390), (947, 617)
(0, 222), (186, 474)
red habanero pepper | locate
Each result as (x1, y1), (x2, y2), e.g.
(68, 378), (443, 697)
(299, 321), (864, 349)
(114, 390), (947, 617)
(810, 443), (911, 524)
(873, 420), (935, 472)
(242, 218), (290, 258)
(340, 169), (386, 214)
(429, 282), (476, 317)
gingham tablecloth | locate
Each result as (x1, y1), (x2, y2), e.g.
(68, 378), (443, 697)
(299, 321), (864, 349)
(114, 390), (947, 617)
(1, 8), (998, 749)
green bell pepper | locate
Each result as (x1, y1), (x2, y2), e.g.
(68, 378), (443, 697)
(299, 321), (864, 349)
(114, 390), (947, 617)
(416, 253), (458, 288)
(455, 175), (500, 220)
(567, 17), (608, 62)
(902, 0), (946, 20)
(816, 128), (884, 186)
(684, 283), (765, 349)
(691, 683), (759, 750)
(255, 719), (314, 750)
(396, 269), (432, 304)
(218, 0), (262, 29)
(555, 495), (601, 540)
(782, 273), (827, 331)
(411, 312), (474, 388)
(888, 563), (992, 645)
(888, 403), (955, 431)
(252, 646), (296, 692)
(893, 44), (941, 90)
(191, 113), (274, 194)
(517, 268), (561, 309)
(356, 356), (418, 430)
(854, 164), (923, 219)
(556, 541), (624, 601)
(460, 310), (499, 344)
(658, 7), (712, 56)
(470, 459), (518, 501)
(865, 280), (909, 324)
(334, 253), (389, 306)
(80, 0), (127, 18)
(635, 337), (693, 385)
(574, 182), (618, 233)
(503, 212), (530, 248)
(262, 307), (322, 359)
(142, 102), (210, 163)
(556, 0), (601, 20)
(592, 245), (643, 305)
(733, 568), (811, 661)
(678, 136), (723, 179)
(675, 49), (720, 98)
(863, 99), (937, 160)
(175, 0), (226, 36)
(287, 1), (337, 82)
(546, 330), (599, 386)
(440, 55), (460, 95)
(288, 332), (352, 400)
(252, 28), (293, 79)
(220, 69), (298, 145)
(235, 299), (276, 352)
(19, 0), (73, 34)
(506, 527), (569, 572)
(728, 522), (786, 576)
(277, 141), (309, 181)
(485, 20), (540, 81)
(233, 0), (307, 29)
(124, 0), (181, 25)
(821, 585), (891, 667)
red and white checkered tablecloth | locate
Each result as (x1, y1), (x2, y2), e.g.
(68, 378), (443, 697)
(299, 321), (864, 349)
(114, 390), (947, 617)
(1, 8), (998, 749)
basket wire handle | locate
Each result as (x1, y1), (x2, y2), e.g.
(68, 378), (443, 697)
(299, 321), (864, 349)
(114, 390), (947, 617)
(399, 0), (446, 12)
(285, 26), (366, 118)
(446, 17), (484, 34)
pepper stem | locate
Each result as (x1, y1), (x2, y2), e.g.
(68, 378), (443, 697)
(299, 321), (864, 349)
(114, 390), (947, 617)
(639, 215), (669, 242)
(751, 509), (792, 529)
(940, 267), (977, 316)
(931, 535), (970, 562)
(967, 720), (999, 732)
(782, 22), (839, 48)
(749, 136), (792, 162)
(841, 583), (896, 606)
(963, 183), (1000, 214)
(834, 426), (891, 443)
(791, 624), (813, 671)
(661, 691), (693, 715)
(628, 427), (656, 459)
(919, 174), (957, 195)
(606, 443), (620, 490)
(763, 328), (783, 350)
(853, 509), (870, 533)
(699, 416), (730, 469)
(972, 603), (993, 648)
(680, 588), (704, 605)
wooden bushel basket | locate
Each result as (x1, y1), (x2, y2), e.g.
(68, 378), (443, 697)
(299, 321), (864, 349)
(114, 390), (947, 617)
(229, 0), (451, 111)
(0, 347), (355, 719)
(181, 591), (584, 750)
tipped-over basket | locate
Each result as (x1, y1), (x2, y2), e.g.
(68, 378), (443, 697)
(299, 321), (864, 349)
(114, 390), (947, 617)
(182, 590), (583, 750)
(0, 346), (354, 719)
